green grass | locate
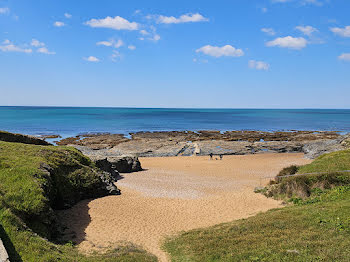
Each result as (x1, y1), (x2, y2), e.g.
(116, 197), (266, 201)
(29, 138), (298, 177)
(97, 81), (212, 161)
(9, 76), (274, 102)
(298, 149), (350, 174)
(163, 186), (350, 262)
(0, 141), (157, 262)
(163, 150), (350, 261)
(265, 149), (350, 199)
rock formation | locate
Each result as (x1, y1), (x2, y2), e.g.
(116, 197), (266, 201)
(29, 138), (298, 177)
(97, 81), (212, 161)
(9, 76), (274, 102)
(90, 155), (142, 174)
(55, 130), (349, 159)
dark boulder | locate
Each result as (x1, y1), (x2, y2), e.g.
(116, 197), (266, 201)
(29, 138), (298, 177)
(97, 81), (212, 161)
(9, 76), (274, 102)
(108, 156), (142, 173)
(91, 155), (142, 174)
(93, 157), (120, 181)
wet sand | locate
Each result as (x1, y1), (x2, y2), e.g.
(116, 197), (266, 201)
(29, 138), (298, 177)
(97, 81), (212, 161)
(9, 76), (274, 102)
(57, 153), (311, 261)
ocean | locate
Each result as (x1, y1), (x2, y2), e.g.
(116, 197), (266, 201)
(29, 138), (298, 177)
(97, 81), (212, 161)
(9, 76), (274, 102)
(0, 106), (349, 138)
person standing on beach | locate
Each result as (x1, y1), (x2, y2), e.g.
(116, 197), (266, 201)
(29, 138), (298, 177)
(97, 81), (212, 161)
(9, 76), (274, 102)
(220, 154), (223, 160)
(209, 153), (213, 160)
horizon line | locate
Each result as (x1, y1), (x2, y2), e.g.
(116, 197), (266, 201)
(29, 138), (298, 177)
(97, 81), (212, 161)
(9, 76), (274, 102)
(0, 105), (350, 110)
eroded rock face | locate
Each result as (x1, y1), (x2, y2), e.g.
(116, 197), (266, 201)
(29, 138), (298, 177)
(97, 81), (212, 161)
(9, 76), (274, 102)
(92, 157), (119, 180)
(0, 130), (51, 145)
(90, 155), (142, 174)
(108, 156), (142, 173)
(303, 134), (350, 159)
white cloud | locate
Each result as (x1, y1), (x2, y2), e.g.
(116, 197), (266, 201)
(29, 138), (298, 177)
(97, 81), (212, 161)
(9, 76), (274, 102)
(0, 39), (32, 53)
(30, 39), (55, 55)
(85, 16), (138, 30)
(152, 34), (161, 41)
(128, 45), (136, 50)
(157, 13), (208, 24)
(64, 13), (72, 19)
(261, 7), (268, 13)
(96, 41), (113, 47)
(338, 53), (350, 61)
(0, 7), (10, 14)
(114, 39), (123, 48)
(193, 58), (208, 64)
(84, 56), (99, 62)
(196, 45), (244, 58)
(266, 36), (307, 49)
(261, 28), (276, 36)
(37, 47), (55, 55)
(140, 29), (149, 35)
(139, 26), (160, 42)
(296, 25), (318, 36)
(54, 21), (65, 27)
(111, 50), (121, 62)
(96, 39), (123, 48)
(249, 60), (270, 71)
(31, 39), (45, 47)
(330, 26), (350, 38)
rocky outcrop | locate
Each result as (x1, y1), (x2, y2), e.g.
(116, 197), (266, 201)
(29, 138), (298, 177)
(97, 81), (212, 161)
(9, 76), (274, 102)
(92, 157), (120, 180)
(73, 140), (306, 158)
(90, 155), (142, 174)
(62, 131), (348, 159)
(130, 130), (339, 142)
(0, 130), (51, 145)
(56, 130), (340, 150)
(56, 133), (129, 149)
(303, 134), (350, 159)
(108, 156), (142, 173)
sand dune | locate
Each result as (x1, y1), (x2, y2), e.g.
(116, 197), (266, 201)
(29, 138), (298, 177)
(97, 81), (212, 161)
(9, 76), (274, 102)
(57, 153), (311, 261)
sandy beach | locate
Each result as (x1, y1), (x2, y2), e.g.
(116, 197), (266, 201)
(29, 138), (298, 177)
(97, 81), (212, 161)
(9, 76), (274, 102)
(57, 153), (311, 261)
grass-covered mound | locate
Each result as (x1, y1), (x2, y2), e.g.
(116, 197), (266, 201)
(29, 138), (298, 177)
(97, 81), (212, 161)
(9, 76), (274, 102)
(265, 149), (350, 199)
(163, 150), (350, 261)
(0, 130), (51, 145)
(0, 141), (156, 262)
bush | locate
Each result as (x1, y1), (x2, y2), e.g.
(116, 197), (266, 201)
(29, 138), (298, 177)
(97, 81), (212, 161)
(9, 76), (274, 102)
(272, 165), (299, 184)
(265, 149), (350, 199)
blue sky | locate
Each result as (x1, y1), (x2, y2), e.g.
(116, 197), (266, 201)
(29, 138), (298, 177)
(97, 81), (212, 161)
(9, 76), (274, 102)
(0, 0), (350, 108)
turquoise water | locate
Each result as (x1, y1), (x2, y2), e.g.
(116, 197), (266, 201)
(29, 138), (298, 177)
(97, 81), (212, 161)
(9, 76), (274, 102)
(0, 107), (349, 138)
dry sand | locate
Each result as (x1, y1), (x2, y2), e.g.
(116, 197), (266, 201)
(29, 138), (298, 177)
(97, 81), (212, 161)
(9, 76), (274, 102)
(57, 153), (311, 261)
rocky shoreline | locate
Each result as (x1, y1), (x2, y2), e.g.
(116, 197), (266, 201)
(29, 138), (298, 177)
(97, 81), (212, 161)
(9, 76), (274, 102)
(53, 130), (350, 159)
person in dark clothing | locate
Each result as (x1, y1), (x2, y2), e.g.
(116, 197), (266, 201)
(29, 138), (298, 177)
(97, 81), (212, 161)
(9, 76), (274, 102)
(209, 153), (213, 160)
(219, 154), (223, 160)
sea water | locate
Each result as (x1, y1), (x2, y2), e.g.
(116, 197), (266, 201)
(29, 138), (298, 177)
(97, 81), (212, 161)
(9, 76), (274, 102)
(0, 106), (349, 138)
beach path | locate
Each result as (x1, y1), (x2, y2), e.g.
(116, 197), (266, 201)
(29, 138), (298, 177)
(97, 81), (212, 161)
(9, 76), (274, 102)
(57, 153), (311, 262)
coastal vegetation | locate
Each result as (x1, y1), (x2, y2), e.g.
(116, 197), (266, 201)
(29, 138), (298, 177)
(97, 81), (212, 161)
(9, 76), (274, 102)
(163, 149), (350, 261)
(0, 140), (156, 262)
(265, 149), (350, 199)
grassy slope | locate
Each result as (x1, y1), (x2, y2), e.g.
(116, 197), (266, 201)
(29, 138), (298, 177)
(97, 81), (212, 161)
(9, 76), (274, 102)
(298, 149), (350, 173)
(164, 150), (350, 262)
(0, 141), (156, 262)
